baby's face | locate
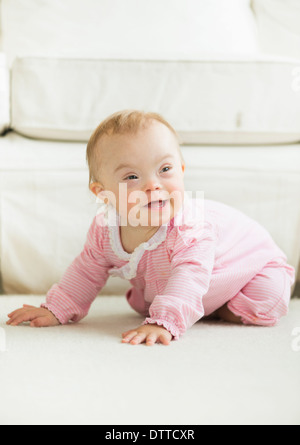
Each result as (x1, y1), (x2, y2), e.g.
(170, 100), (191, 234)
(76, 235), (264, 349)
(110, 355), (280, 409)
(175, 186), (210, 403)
(91, 120), (185, 227)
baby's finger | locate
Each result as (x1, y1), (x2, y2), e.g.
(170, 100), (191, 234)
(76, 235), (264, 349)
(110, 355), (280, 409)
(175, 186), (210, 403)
(122, 330), (134, 338)
(159, 334), (171, 346)
(122, 331), (138, 343)
(8, 305), (38, 318)
(130, 333), (147, 345)
(7, 311), (37, 326)
(6, 311), (25, 323)
(7, 307), (26, 318)
(146, 333), (158, 346)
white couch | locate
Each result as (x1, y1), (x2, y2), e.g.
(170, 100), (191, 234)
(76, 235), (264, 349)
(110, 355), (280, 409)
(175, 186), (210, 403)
(0, 0), (300, 297)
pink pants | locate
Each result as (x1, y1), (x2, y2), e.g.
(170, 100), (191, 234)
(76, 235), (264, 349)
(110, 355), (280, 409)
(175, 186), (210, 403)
(227, 258), (295, 326)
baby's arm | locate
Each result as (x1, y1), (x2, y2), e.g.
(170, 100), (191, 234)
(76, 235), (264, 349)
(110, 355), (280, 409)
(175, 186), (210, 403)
(143, 223), (216, 341)
(7, 215), (110, 327)
(120, 223), (216, 345)
(123, 288), (172, 345)
(41, 215), (110, 324)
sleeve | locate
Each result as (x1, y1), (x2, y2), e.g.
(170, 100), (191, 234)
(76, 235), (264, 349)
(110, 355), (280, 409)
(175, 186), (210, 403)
(41, 215), (110, 324)
(142, 222), (217, 340)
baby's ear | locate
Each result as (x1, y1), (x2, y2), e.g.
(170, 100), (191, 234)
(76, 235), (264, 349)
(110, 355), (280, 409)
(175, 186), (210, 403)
(89, 182), (103, 197)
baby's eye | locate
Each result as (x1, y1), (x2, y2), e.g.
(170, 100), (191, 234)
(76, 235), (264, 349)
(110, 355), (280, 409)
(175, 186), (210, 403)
(161, 166), (172, 173)
(124, 175), (138, 181)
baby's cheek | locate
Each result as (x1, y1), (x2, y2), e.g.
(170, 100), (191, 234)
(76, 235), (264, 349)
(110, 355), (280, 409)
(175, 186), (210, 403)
(169, 189), (185, 212)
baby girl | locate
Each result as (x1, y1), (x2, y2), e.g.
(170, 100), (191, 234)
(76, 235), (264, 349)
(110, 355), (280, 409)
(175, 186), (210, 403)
(6, 110), (295, 346)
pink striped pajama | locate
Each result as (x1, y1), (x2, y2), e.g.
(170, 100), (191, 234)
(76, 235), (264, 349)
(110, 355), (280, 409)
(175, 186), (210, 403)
(42, 195), (295, 340)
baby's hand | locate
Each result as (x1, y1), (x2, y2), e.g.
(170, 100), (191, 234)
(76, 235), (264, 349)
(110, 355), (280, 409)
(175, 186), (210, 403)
(122, 324), (172, 346)
(6, 305), (60, 327)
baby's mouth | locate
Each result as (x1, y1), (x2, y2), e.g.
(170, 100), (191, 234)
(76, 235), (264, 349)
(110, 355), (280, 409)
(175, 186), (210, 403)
(145, 200), (168, 209)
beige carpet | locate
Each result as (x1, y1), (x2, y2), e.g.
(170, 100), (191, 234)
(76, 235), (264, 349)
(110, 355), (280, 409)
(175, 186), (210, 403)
(0, 295), (299, 425)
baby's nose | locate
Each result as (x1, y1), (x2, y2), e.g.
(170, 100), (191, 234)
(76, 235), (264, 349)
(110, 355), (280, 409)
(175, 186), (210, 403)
(145, 180), (162, 192)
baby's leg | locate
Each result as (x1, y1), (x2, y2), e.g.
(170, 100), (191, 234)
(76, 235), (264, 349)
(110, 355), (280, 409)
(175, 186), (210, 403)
(126, 287), (150, 317)
(225, 260), (295, 326)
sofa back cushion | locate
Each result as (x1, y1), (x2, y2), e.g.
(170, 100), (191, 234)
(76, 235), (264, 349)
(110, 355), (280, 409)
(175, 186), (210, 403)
(0, 0), (3, 50)
(0, 52), (9, 134)
(11, 56), (300, 145)
(252, 0), (300, 60)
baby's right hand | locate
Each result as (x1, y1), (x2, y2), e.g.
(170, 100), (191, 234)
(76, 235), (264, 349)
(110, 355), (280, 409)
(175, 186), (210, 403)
(6, 305), (60, 327)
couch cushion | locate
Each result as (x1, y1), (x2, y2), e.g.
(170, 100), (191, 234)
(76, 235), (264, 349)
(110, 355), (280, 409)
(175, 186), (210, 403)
(11, 56), (300, 145)
(0, 53), (9, 134)
(1, 132), (300, 295)
(1, 0), (259, 67)
(0, 0), (3, 49)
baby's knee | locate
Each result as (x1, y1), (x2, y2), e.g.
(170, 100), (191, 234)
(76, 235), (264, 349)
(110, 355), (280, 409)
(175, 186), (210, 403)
(228, 268), (292, 326)
(126, 287), (150, 317)
(228, 297), (288, 327)
(253, 296), (289, 326)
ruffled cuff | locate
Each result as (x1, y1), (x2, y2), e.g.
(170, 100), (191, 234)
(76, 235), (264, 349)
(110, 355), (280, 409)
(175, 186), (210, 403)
(142, 317), (180, 341)
(40, 302), (68, 325)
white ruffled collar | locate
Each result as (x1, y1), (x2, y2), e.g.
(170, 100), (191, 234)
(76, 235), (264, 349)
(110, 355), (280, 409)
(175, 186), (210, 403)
(96, 201), (169, 280)
(96, 193), (194, 280)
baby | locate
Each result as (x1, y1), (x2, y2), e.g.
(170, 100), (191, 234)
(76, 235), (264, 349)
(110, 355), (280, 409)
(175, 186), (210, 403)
(6, 110), (295, 346)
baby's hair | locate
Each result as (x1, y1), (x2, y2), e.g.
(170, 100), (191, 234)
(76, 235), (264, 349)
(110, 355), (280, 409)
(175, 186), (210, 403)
(86, 109), (183, 186)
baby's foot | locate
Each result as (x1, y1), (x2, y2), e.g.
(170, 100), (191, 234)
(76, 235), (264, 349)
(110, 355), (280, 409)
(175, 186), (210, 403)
(215, 304), (242, 324)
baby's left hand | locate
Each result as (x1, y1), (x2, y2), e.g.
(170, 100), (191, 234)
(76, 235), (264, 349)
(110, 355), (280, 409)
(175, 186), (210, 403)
(122, 324), (172, 346)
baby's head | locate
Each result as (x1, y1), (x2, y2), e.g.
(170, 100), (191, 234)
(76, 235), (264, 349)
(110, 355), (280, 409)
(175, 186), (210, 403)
(87, 110), (185, 227)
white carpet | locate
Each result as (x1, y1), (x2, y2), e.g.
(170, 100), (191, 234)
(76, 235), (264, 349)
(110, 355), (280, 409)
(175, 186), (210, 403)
(0, 295), (299, 425)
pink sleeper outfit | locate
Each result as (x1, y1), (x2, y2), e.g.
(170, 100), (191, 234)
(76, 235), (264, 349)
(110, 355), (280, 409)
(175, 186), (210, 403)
(42, 194), (295, 340)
